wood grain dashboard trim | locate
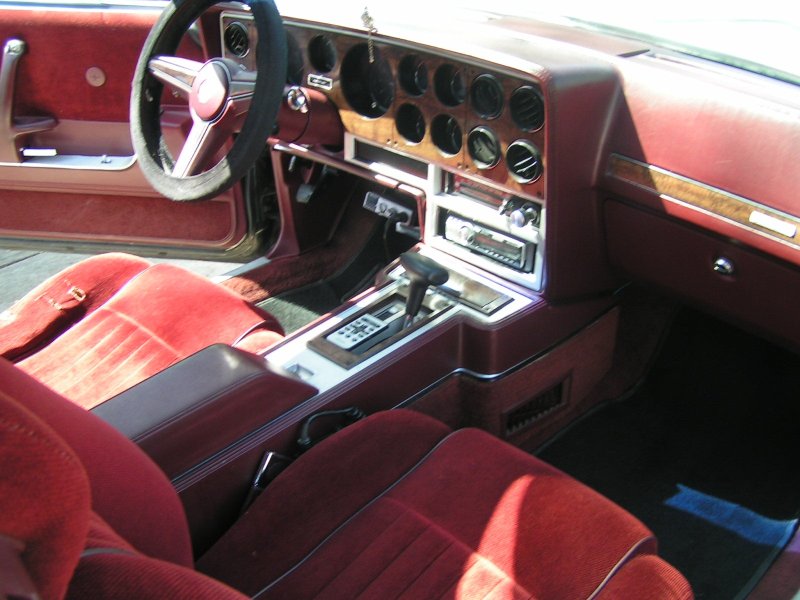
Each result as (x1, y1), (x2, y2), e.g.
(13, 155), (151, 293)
(607, 154), (800, 248)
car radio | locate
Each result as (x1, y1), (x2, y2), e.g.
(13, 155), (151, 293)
(444, 215), (535, 272)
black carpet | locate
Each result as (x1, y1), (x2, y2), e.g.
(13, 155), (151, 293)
(538, 310), (800, 599)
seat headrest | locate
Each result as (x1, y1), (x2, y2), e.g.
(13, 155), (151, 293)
(0, 358), (91, 600)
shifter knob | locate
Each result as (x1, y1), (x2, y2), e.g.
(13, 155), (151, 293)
(399, 252), (449, 328)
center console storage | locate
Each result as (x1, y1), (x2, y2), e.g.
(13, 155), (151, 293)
(92, 344), (317, 479)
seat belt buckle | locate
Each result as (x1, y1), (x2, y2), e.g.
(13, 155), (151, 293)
(239, 451), (293, 515)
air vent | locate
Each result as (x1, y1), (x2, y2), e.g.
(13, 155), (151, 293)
(506, 140), (542, 183)
(510, 86), (544, 132)
(224, 22), (250, 58)
(504, 382), (565, 436)
(470, 74), (503, 120)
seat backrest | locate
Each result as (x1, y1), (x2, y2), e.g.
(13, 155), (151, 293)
(0, 358), (251, 599)
(0, 379), (91, 599)
(0, 358), (193, 567)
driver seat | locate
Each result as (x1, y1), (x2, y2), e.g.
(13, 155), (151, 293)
(0, 253), (283, 409)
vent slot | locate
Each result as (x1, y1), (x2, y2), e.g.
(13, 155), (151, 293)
(224, 22), (250, 58)
(510, 86), (544, 131)
(506, 140), (542, 184)
(504, 381), (565, 436)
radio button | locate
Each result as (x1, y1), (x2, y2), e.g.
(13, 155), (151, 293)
(458, 223), (476, 245)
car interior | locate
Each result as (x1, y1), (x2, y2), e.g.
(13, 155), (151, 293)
(0, 1), (798, 598)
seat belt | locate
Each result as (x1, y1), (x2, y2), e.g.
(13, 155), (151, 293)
(0, 534), (40, 600)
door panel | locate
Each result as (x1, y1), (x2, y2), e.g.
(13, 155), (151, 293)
(0, 5), (257, 258)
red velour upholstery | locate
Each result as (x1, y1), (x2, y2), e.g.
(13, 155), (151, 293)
(0, 253), (150, 361)
(66, 513), (247, 600)
(595, 555), (694, 600)
(0, 384), (91, 600)
(199, 412), (665, 599)
(0, 359), (692, 599)
(6, 254), (284, 409)
(0, 358), (194, 568)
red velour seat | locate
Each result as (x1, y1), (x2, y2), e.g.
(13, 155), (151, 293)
(0, 253), (283, 409)
(0, 358), (692, 599)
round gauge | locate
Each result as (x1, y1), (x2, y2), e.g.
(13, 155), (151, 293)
(506, 140), (543, 183)
(286, 31), (305, 85)
(340, 44), (395, 118)
(467, 126), (500, 169)
(396, 103), (426, 144)
(431, 114), (463, 156)
(308, 34), (337, 73)
(470, 74), (503, 120)
(510, 86), (545, 131)
(434, 64), (466, 107)
(399, 55), (428, 96)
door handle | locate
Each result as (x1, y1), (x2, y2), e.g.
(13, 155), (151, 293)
(0, 39), (58, 163)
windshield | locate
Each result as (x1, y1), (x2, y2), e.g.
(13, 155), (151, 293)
(461, 0), (800, 85)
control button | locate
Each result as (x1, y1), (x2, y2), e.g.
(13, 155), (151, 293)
(458, 224), (475, 245)
(508, 203), (540, 229)
(327, 313), (389, 350)
(712, 257), (735, 276)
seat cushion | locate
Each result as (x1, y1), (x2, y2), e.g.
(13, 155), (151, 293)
(198, 411), (679, 600)
(16, 261), (284, 409)
(594, 555), (693, 600)
(66, 513), (248, 600)
(0, 253), (150, 361)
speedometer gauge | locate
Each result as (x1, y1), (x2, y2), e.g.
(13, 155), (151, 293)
(341, 44), (395, 118)
(467, 126), (500, 169)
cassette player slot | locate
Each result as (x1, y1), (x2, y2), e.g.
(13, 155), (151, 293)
(443, 214), (535, 273)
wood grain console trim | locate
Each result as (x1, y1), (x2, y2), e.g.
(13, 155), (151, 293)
(607, 154), (800, 247)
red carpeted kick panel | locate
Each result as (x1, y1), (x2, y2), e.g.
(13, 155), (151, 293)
(198, 411), (687, 599)
(0, 253), (150, 361)
(17, 263), (283, 409)
(0, 358), (194, 568)
(0, 380), (91, 600)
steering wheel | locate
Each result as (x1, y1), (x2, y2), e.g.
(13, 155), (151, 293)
(130, 0), (286, 202)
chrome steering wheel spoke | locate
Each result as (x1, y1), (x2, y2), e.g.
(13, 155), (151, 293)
(148, 55), (203, 99)
(172, 116), (227, 178)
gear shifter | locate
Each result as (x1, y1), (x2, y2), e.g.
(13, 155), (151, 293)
(400, 252), (449, 328)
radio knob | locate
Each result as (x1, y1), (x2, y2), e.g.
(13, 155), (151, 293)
(508, 204), (540, 229)
(459, 223), (476, 244)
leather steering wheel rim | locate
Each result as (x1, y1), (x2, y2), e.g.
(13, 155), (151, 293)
(130, 0), (286, 202)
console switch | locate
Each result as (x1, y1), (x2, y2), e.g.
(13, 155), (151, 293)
(327, 313), (389, 351)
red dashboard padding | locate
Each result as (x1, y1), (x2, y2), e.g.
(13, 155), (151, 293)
(0, 383), (91, 600)
(15, 259), (284, 409)
(0, 253), (150, 361)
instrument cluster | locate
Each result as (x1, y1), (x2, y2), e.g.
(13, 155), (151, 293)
(220, 13), (546, 199)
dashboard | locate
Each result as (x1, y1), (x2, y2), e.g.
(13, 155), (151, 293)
(212, 5), (800, 348)
(220, 14), (546, 201)
(219, 12), (550, 290)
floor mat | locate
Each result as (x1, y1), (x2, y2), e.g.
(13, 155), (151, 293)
(538, 310), (800, 599)
(258, 282), (342, 334)
(258, 214), (397, 334)
(223, 182), (381, 304)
